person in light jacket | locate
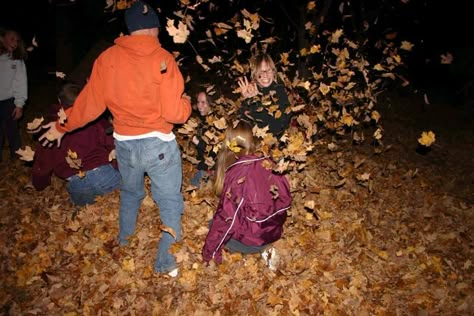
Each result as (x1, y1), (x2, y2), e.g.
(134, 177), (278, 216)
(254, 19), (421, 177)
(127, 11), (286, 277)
(202, 121), (292, 270)
(0, 28), (27, 163)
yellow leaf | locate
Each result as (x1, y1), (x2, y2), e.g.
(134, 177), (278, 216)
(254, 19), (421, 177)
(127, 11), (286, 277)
(341, 114), (354, 126)
(373, 64), (385, 71)
(67, 149), (78, 159)
(418, 131), (436, 147)
(371, 110), (381, 122)
(310, 44), (320, 54)
(122, 257), (135, 272)
(319, 83), (330, 95)
(226, 139), (241, 153)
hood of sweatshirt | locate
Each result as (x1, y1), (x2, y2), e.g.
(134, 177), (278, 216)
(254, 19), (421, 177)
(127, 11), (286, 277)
(114, 35), (161, 57)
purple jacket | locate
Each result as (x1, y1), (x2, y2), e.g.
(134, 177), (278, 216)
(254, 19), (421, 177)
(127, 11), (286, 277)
(32, 104), (117, 190)
(202, 155), (292, 263)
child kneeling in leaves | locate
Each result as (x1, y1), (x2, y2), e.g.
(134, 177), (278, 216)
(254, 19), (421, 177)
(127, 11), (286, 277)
(202, 121), (292, 270)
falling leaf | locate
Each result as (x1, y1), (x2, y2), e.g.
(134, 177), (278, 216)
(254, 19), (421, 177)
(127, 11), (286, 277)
(196, 55), (210, 71)
(440, 53), (453, 65)
(212, 117), (227, 130)
(58, 107), (67, 124)
(269, 184), (279, 199)
(330, 29), (343, 43)
(55, 71), (66, 79)
(237, 28), (253, 44)
(166, 19), (190, 44)
(418, 131), (436, 147)
(16, 146), (35, 162)
(160, 225), (178, 240)
(66, 150), (82, 169)
(341, 114), (354, 126)
(371, 111), (381, 123)
(319, 83), (330, 95)
(400, 41), (414, 51)
(160, 61), (167, 72)
(27, 117), (44, 132)
(226, 139), (241, 153)
(373, 128), (383, 140)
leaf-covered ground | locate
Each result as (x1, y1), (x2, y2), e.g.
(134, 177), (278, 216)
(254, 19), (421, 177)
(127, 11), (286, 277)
(0, 82), (473, 315)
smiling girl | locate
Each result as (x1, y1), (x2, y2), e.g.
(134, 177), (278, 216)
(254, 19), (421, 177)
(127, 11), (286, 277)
(237, 53), (291, 138)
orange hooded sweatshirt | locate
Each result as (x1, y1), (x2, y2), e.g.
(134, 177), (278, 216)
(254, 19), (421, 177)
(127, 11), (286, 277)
(56, 35), (191, 136)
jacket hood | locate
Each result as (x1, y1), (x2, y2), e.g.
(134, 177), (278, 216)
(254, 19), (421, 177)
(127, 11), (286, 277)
(114, 35), (161, 57)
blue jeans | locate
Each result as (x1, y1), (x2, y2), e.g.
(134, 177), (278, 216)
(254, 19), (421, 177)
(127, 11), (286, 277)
(190, 169), (207, 187)
(226, 239), (267, 254)
(66, 164), (121, 206)
(207, 220), (267, 254)
(115, 137), (184, 273)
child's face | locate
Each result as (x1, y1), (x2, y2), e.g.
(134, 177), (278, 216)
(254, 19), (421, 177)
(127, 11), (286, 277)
(255, 60), (274, 88)
(4, 31), (19, 53)
(196, 92), (210, 116)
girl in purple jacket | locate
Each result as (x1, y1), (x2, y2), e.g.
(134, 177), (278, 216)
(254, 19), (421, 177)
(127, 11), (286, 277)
(202, 121), (292, 270)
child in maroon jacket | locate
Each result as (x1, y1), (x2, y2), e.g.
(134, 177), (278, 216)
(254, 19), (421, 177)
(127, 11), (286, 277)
(202, 121), (292, 270)
(32, 83), (121, 206)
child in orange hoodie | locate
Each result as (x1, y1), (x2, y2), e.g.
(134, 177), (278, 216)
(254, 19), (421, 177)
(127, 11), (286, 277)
(39, 1), (191, 277)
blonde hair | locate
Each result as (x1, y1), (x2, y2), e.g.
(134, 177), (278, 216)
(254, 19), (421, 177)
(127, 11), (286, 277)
(214, 121), (256, 196)
(250, 53), (277, 83)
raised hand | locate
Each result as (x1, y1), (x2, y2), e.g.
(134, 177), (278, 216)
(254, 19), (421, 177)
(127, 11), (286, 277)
(237, 76), (259, 99)
(38, 122), (65, 148)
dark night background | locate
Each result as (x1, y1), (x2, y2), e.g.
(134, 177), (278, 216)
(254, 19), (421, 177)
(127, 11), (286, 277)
(1, 0), (473, 109)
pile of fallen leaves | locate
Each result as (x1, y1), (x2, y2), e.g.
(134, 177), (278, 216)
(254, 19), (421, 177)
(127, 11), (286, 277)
(1, 123), (472, 314)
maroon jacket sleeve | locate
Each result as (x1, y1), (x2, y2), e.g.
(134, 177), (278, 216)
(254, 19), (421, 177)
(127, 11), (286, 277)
(202, 179), (242, 263)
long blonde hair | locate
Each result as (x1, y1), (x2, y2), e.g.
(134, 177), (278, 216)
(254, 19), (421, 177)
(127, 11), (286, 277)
(214, 121), (256, 196)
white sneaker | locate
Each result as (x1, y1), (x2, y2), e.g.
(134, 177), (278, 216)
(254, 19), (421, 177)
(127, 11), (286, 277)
(261, 247), (279, 271)
(167, 268), (179, 277)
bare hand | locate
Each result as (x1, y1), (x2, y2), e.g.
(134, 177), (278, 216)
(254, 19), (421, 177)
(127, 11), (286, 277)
(38, 122), (65, 147)
(12, 107), (23, 120)
(238, 77), (259, 99)
(192, 135), (199, 145)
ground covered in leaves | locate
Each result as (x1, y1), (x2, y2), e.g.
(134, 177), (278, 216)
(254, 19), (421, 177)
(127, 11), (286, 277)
(0, 84), (473, 315)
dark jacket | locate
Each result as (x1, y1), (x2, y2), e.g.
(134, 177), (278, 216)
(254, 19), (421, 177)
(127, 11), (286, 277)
(32, 104), (117, 190)
(202, 155), (292, 263)
(238, 82), (291, 137)
(194, 114), (216, 171)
